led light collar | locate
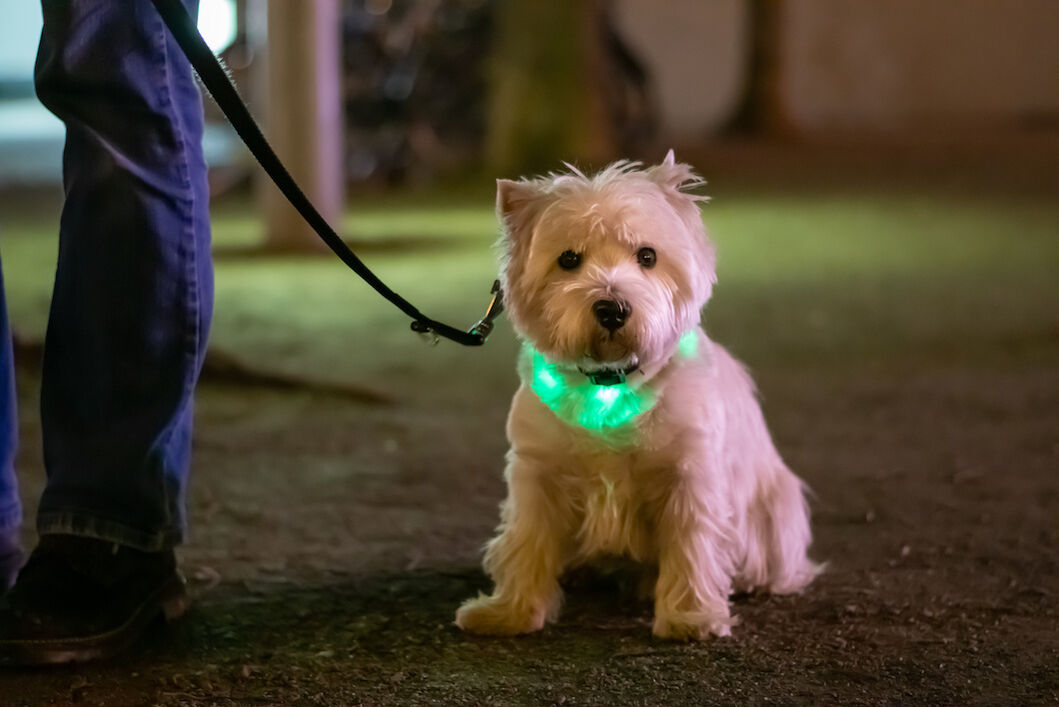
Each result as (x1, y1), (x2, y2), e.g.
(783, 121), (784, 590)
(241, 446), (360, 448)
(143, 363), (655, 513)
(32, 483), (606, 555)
(526, 330), (699, 433)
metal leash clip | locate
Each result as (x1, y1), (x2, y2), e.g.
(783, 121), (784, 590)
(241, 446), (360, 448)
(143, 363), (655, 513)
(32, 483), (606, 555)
(469, 280), (505, 341)
(410, 280), (504, 346)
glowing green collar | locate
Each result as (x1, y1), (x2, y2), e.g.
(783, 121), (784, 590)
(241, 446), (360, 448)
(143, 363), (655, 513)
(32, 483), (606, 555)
(525, 331), (699, 434)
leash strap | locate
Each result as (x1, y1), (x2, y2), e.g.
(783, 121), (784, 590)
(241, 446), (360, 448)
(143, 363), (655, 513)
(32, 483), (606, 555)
(151, 0), (493, 346)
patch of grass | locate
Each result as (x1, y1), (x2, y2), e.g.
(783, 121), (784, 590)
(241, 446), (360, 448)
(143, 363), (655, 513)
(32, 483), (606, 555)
(701, 193), (1059, 365)
(209, 193), (500, 250)
(1, 187), (1055, 386)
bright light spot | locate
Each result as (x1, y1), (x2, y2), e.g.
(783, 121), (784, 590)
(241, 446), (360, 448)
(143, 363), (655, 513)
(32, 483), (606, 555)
(536, 367), (561, 393)
(678, 330), (699, 359)
(578, 383), (642, 431)
(198, 0), (237, 53)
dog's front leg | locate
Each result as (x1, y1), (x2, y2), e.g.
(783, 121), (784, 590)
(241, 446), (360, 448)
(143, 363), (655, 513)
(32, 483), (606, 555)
(456, 456), (572, 636)
(651, 464), (736, 640)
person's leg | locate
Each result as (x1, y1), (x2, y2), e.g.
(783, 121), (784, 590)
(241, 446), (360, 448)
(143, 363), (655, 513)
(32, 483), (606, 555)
(36, 0), (212, 551)
(0, 262), (23, 592)
(0, 0), (211, 664)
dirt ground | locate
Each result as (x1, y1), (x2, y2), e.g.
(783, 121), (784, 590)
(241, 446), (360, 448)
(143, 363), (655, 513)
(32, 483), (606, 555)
(1, 140), (1057, 705)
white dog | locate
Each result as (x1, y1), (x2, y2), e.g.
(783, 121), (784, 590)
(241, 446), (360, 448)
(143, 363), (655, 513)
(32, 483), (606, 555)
(456, 152), (819, 640)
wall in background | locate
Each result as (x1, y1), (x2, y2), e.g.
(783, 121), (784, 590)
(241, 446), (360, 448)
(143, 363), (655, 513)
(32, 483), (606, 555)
(615, 0), (745, 142)
(616, 0), (1059, 140)
(783, 0), (1059, 134)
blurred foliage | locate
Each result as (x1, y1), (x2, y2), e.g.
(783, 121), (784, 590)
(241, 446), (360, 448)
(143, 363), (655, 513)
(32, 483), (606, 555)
(341, 0), (495, 185)
(338, 0), (654, 182)
(217, 0), (656, 186)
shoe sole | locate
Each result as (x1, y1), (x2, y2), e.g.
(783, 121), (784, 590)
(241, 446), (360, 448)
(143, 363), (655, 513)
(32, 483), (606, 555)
(0, 573), (189, 667)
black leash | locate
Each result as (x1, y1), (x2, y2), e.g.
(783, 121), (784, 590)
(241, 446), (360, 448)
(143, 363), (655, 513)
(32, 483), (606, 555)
(151, 0), (502, 346)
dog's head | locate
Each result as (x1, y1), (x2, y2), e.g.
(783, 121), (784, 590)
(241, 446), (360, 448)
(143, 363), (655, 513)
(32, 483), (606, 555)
(497, 151), (715, 378)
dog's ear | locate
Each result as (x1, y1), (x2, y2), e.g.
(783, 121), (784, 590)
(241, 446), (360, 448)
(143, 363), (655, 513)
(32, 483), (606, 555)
(646, 150), (707, 200)
(497, 179), (547, 243)
(495, 179), (548, 323)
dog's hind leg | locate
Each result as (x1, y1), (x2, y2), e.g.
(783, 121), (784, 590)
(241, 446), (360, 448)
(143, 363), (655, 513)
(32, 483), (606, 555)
(740, 466), (819, 595)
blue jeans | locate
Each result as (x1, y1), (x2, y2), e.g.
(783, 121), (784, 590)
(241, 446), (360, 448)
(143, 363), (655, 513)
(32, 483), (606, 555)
(0, 0), (212, 552)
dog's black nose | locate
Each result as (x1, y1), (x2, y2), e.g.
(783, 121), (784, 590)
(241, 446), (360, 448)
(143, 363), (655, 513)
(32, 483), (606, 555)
(593, 299), (630, 331)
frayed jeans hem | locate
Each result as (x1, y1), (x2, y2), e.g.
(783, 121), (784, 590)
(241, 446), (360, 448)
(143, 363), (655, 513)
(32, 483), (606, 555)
(37, 511), (181, 552)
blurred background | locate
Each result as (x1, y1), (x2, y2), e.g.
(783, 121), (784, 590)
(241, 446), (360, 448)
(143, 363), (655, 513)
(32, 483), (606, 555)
(2, 0), (1054, 368)
(2, 1), (1057, 199)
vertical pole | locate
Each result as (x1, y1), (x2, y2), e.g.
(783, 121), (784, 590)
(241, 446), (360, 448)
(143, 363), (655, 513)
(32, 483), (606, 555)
(261, 0), (345, 250)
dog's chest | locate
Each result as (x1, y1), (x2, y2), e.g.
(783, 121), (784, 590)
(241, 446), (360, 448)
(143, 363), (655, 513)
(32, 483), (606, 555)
(574, 461), (651, 562)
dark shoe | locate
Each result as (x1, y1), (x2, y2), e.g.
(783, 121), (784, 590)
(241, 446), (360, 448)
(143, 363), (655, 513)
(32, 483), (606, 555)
(0, 535), (189, 666)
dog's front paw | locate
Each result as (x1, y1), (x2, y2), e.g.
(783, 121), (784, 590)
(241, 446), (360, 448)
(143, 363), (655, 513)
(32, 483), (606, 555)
(652, 608), (734, 641)
(455, 594), (550, 636)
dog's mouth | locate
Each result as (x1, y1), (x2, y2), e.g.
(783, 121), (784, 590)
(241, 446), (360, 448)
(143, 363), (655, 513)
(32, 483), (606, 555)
(588, 328), (634, 359)
(579, 329), (640, 382)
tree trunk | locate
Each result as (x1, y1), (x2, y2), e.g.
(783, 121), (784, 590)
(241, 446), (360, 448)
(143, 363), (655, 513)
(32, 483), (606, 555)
(486, 0), (618, 176)
(724, 0), (792, 137)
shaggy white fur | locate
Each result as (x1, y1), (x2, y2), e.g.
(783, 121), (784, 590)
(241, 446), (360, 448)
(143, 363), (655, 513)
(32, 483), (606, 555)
(456, 152), (820, 640)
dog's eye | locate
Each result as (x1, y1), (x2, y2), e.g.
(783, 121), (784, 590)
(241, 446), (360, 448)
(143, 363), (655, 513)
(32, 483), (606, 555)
(637, 247), (657, 268)
(557, 250), (582, 270)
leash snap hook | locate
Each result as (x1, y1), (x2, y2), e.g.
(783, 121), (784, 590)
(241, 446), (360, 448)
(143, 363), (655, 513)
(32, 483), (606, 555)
(469, 280), (505, 341)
